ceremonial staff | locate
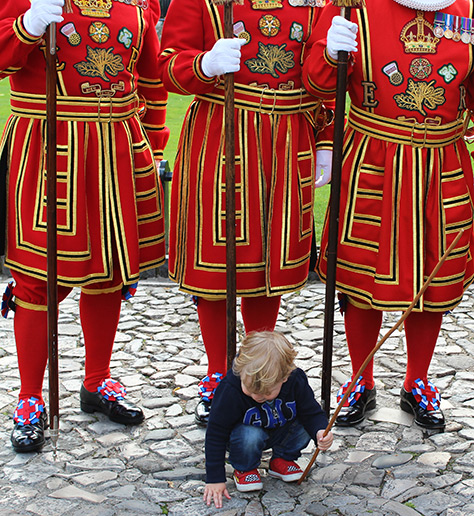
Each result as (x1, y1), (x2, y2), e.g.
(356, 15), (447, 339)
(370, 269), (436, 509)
(300, 230), (464, 484)
(224, 0), (237, 371)
(213, 0), (243, 370)
(320, 0), (364, 417)
(45, 0), (73, 454)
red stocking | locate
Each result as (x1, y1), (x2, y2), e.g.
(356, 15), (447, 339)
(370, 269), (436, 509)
(14, 306), (48, 403)
(12, 271), (71, 403)
(197, 297), (227, 376)
(241, 295), (281, 334)
(403, 311), (442, 391)
(344, 301), (383, 390)
(80, 288), (122, 392)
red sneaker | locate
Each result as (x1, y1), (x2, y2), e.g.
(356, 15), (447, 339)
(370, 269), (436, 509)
(268, 458), (303, 482)
(233, 469), (263, 492)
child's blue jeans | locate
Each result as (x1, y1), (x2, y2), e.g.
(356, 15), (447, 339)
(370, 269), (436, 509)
(227, 420), (311, 472)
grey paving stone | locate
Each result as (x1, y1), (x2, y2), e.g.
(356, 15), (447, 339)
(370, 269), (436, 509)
(1, 276), (474, 514)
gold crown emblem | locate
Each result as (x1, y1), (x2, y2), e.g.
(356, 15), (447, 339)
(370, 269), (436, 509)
(72, 0), (113, 18)
(400, 11), (439, 54)
(250, 0), (283, 9)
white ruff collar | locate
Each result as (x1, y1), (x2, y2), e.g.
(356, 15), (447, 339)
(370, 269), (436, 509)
(394, 0), (456, 10)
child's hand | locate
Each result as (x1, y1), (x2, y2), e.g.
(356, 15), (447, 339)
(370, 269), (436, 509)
(203, 482), (231, 508)
(316, 429), (333, 451)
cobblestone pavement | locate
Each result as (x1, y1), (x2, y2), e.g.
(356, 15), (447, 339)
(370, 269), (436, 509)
(1, 273), (474, 516)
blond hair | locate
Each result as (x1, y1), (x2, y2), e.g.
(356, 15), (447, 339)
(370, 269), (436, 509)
(233, 331), (297, 395)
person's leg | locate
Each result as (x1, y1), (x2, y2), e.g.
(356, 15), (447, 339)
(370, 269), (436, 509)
(240, 295), (281, 334)
(336, 296), (382, 426)
(194, 297), (227, 425)
(80, 285), (122, 392)
(404, 310), (443, 389)
(228, 424), (268, 471)
(79, 278), (144, 425)
(401, 310), (445, 430)
(268, 420), (311, 460)
(228, 423), (266, 491)
(197, 297), (227, 377)
(266, 420), (311, 482)
(344, 298), (383, 389)
(10, 271), (71, 452)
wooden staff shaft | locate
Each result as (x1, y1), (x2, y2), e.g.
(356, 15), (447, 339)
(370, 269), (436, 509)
(300, 229), (464, 484)
(45, 24), (60, 449)
(320, 6), (353, 417)
(224, 3), (237, 371)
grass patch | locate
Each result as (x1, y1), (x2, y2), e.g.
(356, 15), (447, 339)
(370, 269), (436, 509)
(0, 82), (329, 241)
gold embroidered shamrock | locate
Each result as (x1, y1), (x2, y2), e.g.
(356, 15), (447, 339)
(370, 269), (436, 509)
(394, 78), (445, 116)
(245, 41), (295, 78)
(74, 46), (124, 81)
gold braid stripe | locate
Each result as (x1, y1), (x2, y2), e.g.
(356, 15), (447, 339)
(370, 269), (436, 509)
(347, 104), (467, 148)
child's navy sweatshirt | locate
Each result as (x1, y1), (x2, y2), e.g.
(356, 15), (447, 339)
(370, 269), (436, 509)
(205, 367), (328, 483)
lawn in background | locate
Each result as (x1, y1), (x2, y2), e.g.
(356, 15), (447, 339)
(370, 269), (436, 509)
(0, 81), (329, 241)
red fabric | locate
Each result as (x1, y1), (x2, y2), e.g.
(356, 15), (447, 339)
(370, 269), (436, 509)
(1, 0), (168, 287)
(344, 302), (383, 390)
(197, 295), (282, 376)
(241, 295), (281, 334)
(197, 298), (228, 376)
(158, 0), (332, 298)
(14, 305), (48, 402)
(81, 288), (122, 392)
(403, 311), (442, 391)
(11, 268), (124, 399)
(12, 270), (71, 402)
(304, 1), (474, 312)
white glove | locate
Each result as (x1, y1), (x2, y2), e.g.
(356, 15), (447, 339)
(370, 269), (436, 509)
(326, 15), (358, 60)
(315, 149), (332, 188)
(201, 38), (246, 78)
(23, 0), (65, 37)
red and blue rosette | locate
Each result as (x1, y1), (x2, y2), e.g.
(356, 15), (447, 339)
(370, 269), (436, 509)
(13, 397), (44, 425)
(121, 282), (138, 301)
(411, 378), (441, 411)
(336, 376), (366, 407)
(97, 378), (127, 401)
(198, 372), (223, 402)
(1, 281), (15, 319)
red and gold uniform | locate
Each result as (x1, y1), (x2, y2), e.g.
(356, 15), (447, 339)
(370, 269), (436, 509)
(304, 0), (474, 312)
(158, 0), (332, 299)
(158, 0), (333, 419)
(303, 0), (474, 428)
(0, 0), (169, 288)
(0, 0), (169, 452)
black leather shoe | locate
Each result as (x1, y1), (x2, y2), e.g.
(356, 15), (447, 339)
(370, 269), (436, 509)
(335, 386), (376, 426)
(195, 399), (211, 427)
(80, 385), (144, 425)
(11, 409), (48, 453)
(400, 387), (445, 430)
